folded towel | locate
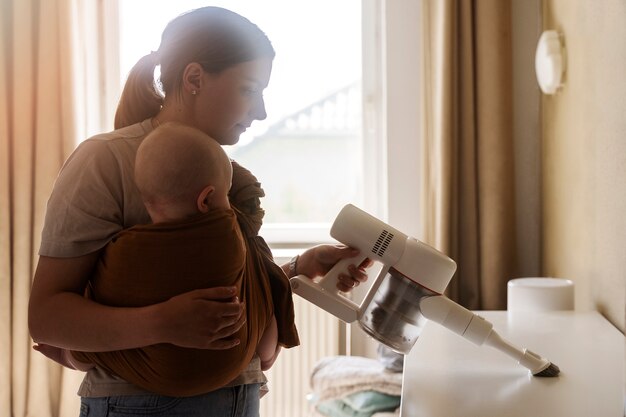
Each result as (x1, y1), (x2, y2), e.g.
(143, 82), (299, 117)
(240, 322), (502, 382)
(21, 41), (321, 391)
(311, 356), (403, 402)
(312, 409), (399, 417)
(316, 390), (400, 417)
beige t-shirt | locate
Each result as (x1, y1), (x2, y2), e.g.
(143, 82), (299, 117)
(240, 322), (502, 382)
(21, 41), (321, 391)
(39, 118), (265, 397)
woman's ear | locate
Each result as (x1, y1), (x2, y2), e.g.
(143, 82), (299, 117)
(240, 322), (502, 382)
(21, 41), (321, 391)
(182, 62), (205, 95)
(197, 185), (216, 213)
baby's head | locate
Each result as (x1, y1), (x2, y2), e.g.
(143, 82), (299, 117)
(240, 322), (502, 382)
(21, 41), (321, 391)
(135, 122), (232, 222)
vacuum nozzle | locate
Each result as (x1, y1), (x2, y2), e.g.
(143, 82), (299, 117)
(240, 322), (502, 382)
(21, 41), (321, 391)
(485, 330), (560, 377)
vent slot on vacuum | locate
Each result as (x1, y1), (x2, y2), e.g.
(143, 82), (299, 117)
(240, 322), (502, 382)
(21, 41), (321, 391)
(371, 230), (394, 257)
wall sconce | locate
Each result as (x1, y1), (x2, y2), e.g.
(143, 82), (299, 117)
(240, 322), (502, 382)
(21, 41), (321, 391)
(535, 30), (565, 95)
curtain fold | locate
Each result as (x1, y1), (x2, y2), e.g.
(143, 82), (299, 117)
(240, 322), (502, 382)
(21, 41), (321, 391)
(1, 0), (87, 416)
(421, 0), (518, 310)
(1, 0), (13, 412)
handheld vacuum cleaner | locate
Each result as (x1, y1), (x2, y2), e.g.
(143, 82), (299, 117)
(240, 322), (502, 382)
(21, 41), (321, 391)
(290, 204), (559, 377)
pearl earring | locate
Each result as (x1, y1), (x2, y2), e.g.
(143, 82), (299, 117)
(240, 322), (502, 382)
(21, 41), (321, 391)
(191, 90), (197, 95)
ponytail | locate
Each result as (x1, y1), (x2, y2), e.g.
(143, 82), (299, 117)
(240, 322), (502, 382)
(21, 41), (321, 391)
(114, 52), (163, 129)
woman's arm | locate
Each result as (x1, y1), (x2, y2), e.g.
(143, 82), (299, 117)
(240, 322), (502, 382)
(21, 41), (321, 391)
(28, 254), (246, 351)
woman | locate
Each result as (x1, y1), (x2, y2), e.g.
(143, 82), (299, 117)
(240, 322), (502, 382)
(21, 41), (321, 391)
(28, 6), (367, 417)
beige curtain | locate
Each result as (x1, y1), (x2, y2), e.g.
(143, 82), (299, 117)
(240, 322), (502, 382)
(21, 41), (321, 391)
(420, 0), (518, 310)
(0, 0), (105, 416)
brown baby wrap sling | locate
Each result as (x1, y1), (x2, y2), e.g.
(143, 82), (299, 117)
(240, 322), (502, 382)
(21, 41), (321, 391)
(72, 161), (299, 397)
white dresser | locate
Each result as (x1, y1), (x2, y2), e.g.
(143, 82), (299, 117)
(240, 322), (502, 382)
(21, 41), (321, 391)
(400, 311), (625, 417)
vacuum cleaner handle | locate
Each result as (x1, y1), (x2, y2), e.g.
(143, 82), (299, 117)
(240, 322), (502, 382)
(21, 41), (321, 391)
(319, 254), (369, 292)
(290, 253), (369, 323)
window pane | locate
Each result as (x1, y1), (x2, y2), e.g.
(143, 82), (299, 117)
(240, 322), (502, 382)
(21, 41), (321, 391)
(118, 0), (363, 226)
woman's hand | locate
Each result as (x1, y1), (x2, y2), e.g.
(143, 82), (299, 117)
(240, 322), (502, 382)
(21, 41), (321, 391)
(296, 244), (372, 292)
(156, 287), (246, 349)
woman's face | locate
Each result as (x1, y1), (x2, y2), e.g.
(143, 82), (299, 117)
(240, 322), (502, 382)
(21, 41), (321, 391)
(192, 58), (273, 146)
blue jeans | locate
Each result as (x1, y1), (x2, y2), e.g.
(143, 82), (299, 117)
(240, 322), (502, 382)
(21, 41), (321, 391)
(79, 384), (261, 417)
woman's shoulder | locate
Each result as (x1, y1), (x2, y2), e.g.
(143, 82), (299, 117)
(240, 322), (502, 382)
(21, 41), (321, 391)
(70, 119), (153, 163)
(82, 119), (153, 148)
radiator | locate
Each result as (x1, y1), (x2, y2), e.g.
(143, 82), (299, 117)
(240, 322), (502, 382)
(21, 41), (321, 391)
(260, 295), (343, 417)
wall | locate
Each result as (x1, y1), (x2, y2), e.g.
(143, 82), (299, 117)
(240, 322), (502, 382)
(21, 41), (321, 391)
(542, 0), (626, 331)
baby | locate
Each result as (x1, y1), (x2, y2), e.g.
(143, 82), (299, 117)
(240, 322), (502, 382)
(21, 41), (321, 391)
(69, 123), (281, 396)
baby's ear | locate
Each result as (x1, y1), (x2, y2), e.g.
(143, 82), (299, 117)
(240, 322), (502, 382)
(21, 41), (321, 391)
(197, 185), (216, 213)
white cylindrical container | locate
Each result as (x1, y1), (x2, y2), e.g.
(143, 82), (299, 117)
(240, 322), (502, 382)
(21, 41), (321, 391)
(507, 277), (575, 312)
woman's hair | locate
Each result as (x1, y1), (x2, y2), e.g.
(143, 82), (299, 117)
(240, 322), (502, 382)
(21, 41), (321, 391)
(114, 7), (275, 129)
